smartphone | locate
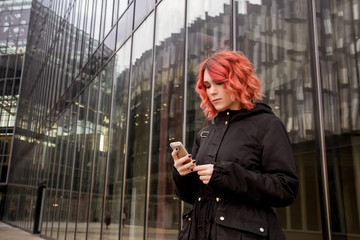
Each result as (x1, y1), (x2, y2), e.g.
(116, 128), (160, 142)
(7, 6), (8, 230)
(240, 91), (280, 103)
(170, 141), (189, 158)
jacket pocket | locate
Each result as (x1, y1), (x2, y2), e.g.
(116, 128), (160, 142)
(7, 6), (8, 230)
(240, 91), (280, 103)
(178, 209), (193, 240)
(215, 209), (267, 239)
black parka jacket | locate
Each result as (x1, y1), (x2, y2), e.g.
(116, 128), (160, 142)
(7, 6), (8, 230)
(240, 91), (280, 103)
(173, 103), (299, 240)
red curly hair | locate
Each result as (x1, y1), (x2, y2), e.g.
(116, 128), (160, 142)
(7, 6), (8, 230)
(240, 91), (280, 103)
(196, 51), (263, 119)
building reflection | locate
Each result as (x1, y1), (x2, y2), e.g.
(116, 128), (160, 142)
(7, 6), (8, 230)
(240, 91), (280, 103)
(1, 0), (360, 240)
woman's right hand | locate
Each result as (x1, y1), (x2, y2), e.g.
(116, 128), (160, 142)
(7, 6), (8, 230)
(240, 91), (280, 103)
(172, 148), (196, 176)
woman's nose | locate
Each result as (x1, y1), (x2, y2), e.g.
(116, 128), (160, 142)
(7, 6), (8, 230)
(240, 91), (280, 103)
(209, 86), (217, 95)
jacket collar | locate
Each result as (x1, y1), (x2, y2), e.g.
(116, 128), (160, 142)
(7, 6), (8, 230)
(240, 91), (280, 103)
(213, 103), (273, 125)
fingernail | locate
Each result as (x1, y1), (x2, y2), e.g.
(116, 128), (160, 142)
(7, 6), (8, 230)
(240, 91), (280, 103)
(192, 160), (196, 164)
(190, 168), (193, 172)
(187, 154), (192, 158)
(175, 148), (178, 150)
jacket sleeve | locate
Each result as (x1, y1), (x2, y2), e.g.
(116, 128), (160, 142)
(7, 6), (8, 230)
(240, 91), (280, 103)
(172, 135), (201, 204)
(209, 117), (299, 207)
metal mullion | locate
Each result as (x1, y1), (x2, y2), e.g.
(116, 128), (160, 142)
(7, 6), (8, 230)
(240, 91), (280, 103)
(307, 0), (332, 239)
(119, 27), (135, 240)
(45, 128), (59, 237)
(51, 40), (61, 110)
(232, 0), (236, 51)
(85, 76), (102, 239)
(88, 0), (98, 56)
(65, 103), (79, 239)
(143, 6), (157, 240)
(79, 0), (90, 70)
(50, 122), (66, 239)
(56, 110), (72, 240)
(99, 0), (106, 43)
(179, 0), (189, 231)
(74, 86), (90, 240)
(100, 16), (118, 233)
(100, 67), (115, 240)
(56, 25), (68, 101)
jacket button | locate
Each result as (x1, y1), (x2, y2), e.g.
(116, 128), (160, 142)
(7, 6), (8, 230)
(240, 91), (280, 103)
(220, 216), (225, 221)
(226, 112), (229, 115)
(225, 121), (228, 125)
(259, 227), (264, 232)
(188, 217), (191, 221)
(198, 197), (201, 201)
(216, 197), (220, 202)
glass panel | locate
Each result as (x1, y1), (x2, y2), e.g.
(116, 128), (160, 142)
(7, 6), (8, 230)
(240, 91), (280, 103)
(235, 0), (320, 239)
(102, 39), (131, 240)
(134, 0), (155, 29)
(117, 0), (128, 19)
(6, 55), (16, 78)
(148, 0), (185, 239)
(103, 26), (116, 63)
(316, 0), (360, 238)
(186, 0), (231, 156)
(58, 107), (76, 240)
(0, 56), (8, 79)
(43, 125), (58, 238)
(122, 13), (154, 240)
(116, 3), (134, 50)
(104, 0), (114, 37)
(76, 78), (99, 240)
(15, 55), (23, 78)
(66, 90), (87, 240)
(92, 0), (102, 43)
(51, 113), (69, 239)
(87, 56), (113, 240)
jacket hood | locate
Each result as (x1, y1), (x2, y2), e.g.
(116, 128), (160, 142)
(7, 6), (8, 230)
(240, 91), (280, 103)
(214, 103), (274, 124)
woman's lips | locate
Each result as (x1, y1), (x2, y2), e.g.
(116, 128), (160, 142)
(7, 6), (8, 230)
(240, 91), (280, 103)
(212, 98), (221, 103)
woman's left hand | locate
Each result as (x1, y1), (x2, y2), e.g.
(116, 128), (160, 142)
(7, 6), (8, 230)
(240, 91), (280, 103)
(193, 164), (214, 184)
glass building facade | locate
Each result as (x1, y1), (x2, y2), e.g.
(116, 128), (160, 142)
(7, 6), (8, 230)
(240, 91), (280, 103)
(0, 0), (359, 239)
(0, 0), (31, 219)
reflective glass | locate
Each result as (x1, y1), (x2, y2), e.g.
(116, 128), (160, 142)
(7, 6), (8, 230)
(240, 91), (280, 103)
(148, 0), (185, 238)
(102, 39), (131, 240)
(315, 0), (360, 238)
(92, 0), (102, 43)
(87, 56), (113, 240)
(67, 89), (87, 240)
(76, 79), (99, 240)
(103, 0), (114, 38)
(50, 114), (69, 239)
(0, 56), (7, 78)
(6, 55), (16, 78)
(117, 0), (128, 20)
(103, 27), (116, 63)
(58, 108), (75, 240)
(116, 3), (134, 50)
(42, 126), (58, 237)
(134, 0), (155, 29)
(235, 1), (320, 239)
(122, 13), (154, 240)
(186, 0), (231, 156)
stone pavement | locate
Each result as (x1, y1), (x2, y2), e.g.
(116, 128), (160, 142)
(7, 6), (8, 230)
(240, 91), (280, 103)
(0, 222), (45, 240)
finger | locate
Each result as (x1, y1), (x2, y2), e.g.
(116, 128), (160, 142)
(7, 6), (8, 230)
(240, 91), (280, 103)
(193, 164), (211, 171)
(176, 158), (195, 170)
(171, 148), (180, 161)
(199, 175), (211, 184)
(195, 168), (211, 176)
(174, 157), (196, 176)
(177, 164), (193, 176)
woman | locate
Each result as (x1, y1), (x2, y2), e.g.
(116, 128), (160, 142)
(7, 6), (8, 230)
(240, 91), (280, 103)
(172, 51), (298, 240)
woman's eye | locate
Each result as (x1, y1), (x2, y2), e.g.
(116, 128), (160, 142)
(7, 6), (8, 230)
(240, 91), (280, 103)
(205, 85), (211, 89)
(216, 82), (224, 86)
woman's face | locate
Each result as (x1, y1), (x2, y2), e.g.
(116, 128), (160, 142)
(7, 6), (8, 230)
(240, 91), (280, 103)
(203, 69), (241, 112)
